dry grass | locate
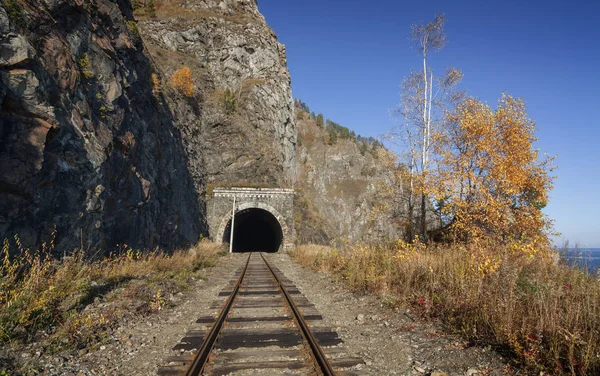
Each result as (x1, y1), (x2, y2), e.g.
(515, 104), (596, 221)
(0, 236), (225, 353)
(292, 243), (600, 375)
(202, 78), (267, 120)
(135, 0), (256, 25)
(144, 44), (206, 75)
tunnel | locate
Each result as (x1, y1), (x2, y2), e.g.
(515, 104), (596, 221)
(222, 208), (283, 253)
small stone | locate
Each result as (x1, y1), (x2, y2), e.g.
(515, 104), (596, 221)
(99, 345), (106, 350)
(414, 366), (426, 373)
(356, 314), (365, 322)
(467, 369), (479, 376)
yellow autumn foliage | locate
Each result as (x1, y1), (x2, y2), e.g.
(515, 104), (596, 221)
(434, 94), (556, 252)
(171, 66), (194, 96)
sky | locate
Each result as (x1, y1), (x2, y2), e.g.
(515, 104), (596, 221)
(257, 0), (600, 248)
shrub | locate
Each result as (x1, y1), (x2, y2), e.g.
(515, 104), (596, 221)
(126, 20), (140, 39)
(151, 73), (161, 93)
(78, 53), (93, 79)
(3, 0), (25, 27)
(223, 88), (236, 115)
(171, 66), (194, 96)
(131, 0), (143, 10)
(148, 0), (156, 17)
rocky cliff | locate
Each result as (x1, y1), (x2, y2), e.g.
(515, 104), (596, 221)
(0, 0), (297, 252)
(0, 0), (205, 252)
(294, 107), (403, 245)
(136, 0), (297, 188)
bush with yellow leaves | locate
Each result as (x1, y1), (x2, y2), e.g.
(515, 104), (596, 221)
(171, 66), (194, 96)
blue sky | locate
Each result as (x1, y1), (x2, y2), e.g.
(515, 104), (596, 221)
(258, 0), (600, 247)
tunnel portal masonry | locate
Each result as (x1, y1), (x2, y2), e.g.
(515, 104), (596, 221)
(209, 187), (295, 252)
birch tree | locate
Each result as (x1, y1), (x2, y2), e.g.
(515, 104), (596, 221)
(388, 13), (462, 241)
(435, 94), (556, 252)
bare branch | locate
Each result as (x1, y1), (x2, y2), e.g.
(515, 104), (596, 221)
(411, 13), (447, 56)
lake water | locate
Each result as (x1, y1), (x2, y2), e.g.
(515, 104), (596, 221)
(561, 248), (600, 273)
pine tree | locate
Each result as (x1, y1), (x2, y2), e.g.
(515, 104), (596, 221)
(316, 114), (324, 128)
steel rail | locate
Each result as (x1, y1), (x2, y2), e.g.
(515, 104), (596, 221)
(260, 253), (336, 376)
(184, 253), (251, 376)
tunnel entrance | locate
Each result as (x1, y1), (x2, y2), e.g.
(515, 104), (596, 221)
(222, 208), (283, 253)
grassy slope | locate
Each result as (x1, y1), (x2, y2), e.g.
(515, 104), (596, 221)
(292, 243), (600, 375)
(0, 239), (225, 368)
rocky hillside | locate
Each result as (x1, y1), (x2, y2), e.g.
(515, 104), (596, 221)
(0, 0), (396, 252)
(0, 0), (297, 252)
(294, 106), (403, 245)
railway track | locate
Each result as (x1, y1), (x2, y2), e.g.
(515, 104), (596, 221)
(159, 253), (364, 375)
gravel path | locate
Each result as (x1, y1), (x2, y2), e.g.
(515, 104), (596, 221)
(265, 253), (513, 376)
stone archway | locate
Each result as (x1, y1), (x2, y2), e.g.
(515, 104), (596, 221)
(216, 201), (289, 252)
(209, 187), (295, 252)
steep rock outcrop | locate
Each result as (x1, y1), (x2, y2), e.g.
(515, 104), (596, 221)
(137, 0), (296, 188)
(0, 0), (203, 252)
(295, 110), (402, 244)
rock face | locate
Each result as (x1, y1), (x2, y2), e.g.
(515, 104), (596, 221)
(137, 0), (297, 188)
(0, 0), (203, 252)
(0, 0), (298, 253)
(294, 109), (403, 245)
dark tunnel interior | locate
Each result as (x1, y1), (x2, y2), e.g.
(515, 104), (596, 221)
(222, 208), (283, 253)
